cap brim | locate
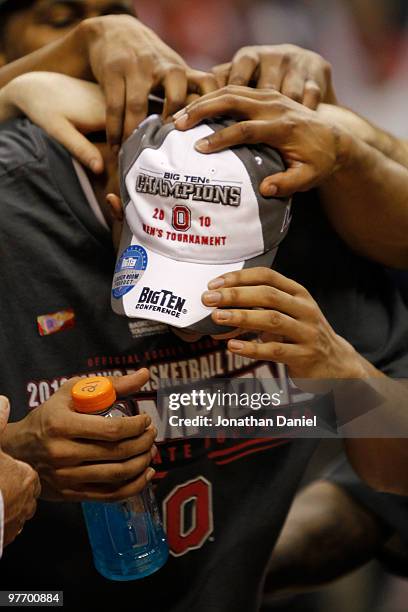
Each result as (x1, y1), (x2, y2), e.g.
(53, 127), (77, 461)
(111, 221), (277, 334)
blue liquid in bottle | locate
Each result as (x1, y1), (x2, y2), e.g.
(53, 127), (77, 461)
(82, 486), (168, 581)
(72, 377), (168, 581)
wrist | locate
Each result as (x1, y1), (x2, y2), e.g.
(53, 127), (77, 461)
(336, 337), (374, 379)
(331, 124), (355, 173)
(2, 420), (25, 460)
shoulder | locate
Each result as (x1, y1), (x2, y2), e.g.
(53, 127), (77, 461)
(0, 119), (48, 177)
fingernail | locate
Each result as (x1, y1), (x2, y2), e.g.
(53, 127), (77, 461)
(145, 415), (152, 427)
(215, 310), (232, 321)
(195, 138), (210, 152)
(173, 108), (186, 120)
(263, 183), (278, 196)
(151, 445), (158, 458)
(174, 114), (189, 129)
(146, 467), (156, 482)
(208, 277), (225, 289)
(229, 340), (245, 351)
(90, 159), (101, 173)
(202, 291), (222, 305)
(0, 396), (9, 409)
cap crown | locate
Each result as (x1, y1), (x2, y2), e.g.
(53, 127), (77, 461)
(120, 116), (291, 266)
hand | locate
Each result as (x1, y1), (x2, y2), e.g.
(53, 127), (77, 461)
(81, 15), (218, 147)
(174, 86), (351, 197)
(0, 73), (106, 173)
(202, 268), (364, 380)
(0, 396), (41, 548)
(212, 44), (337, 108)
(3, 370), (157, 503)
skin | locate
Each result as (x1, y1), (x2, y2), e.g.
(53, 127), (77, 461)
(0, 6), (218, 154)
(174, 85), (408, 268)
(3, 73), (408, 494)
(0, 0), (135, 60)
(264, 480), (389, 594)
(211, 44), (337, 109)
(2, 371), (158, 503)
(0, 396), (41, 547)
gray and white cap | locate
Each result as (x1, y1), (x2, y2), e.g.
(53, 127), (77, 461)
(111, 114), (292, 335)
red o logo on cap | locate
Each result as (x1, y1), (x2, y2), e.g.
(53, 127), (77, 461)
(172, 205), (191, 232)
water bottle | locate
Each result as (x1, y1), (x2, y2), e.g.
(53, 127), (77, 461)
(71, 377), (168, 581)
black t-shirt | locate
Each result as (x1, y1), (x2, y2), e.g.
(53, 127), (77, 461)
(0, 120), (408, 611)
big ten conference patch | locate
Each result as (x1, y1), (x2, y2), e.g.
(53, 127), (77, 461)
(37, 308), (75, 337)
(112, 245), (148, 299)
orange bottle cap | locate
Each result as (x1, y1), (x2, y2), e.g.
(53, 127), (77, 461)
(71, 377), (117, 414)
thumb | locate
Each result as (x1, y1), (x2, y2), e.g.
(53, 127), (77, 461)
(0, 396), (10, 434)
(47, 117), (104, 174)
(260, 165), (317, 198)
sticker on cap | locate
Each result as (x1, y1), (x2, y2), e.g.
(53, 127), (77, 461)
(112, 245), (148, 299)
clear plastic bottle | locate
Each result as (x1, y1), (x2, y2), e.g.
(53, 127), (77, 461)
(71, 377), (168, 581)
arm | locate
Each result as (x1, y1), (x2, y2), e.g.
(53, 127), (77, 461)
(0, 396), (40, 549)
(0, 73), (106, 171)
(319, 135), (408, 268)
(317, 104), (408, 169)
(315, 104), (408, 268)
(174, 87), (408, 268)
(264, 480), (388, 595)
(201, 268), (408, 495)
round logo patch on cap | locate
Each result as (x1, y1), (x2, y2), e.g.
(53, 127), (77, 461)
(112, 245), (148, 299)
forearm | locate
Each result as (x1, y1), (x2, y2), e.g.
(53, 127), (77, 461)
(319, 133), (408, 268)
(265, 481), (385, 595)
(334, 351), (408, 494)
(0, 86), (18, 122)
(0, 23), (90, 90)
(318, 103), (408, 168)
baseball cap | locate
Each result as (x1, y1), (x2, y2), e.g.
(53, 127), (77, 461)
(111, 115), (292, 335)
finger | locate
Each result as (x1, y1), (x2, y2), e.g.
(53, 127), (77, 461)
(186, 93), (200, 105)
(49, 428), (157, 465)
(227, 339), (302, 363)
(212, 309), (309, 342)
(111, 369), (150, 397)
(104, 73), (126, 150)
(66, 411), (151, 442)
(229, 53), (258, 86)
(174, 95), (255, 131)
(207, 267), (306, 296)
(123, 74), (152, 140)
(60, 467), (156, 502)
(46, 118), (104, 174)
(173, 86), (272, 123)
(260, 165), (318, 198)
(33, 473), (42, 499)
(53, 450), (154, 486)
(303, 79), (322, 110)
(202, 286), (305, 318)
(256, 59), (282, 90)
(194, 120), (265, 153)
(280, 71), (305, 103)
(163, 67), (188, 118)
(188, 69), (218, 96)
(212, 62), (231, 88)
(0, 396), (10, 433)
(25, 498), (38, 521)
(193, 112), (296, 153)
